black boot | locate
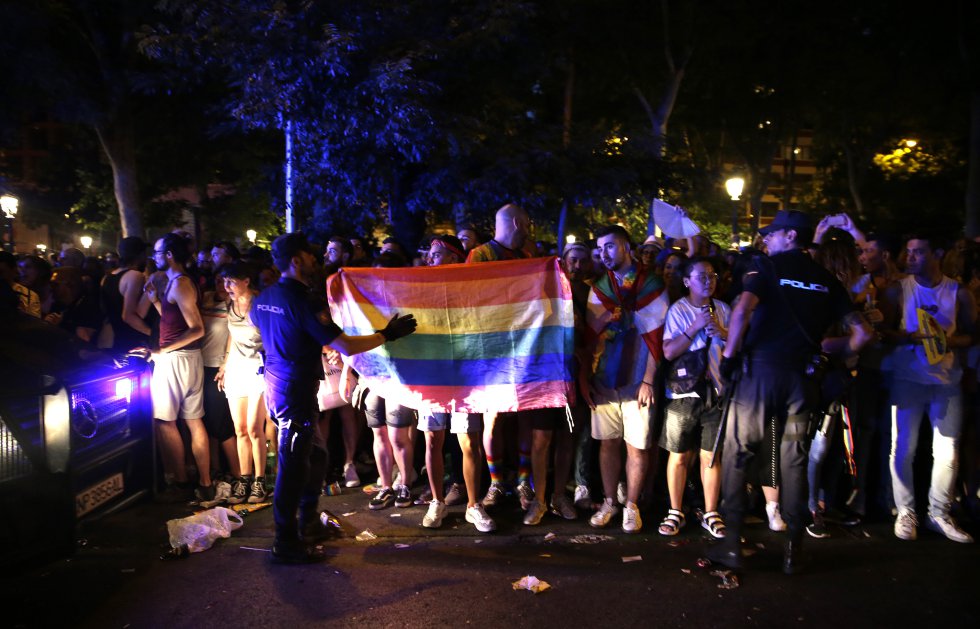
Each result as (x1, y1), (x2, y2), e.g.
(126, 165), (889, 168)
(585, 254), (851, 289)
(299, 510), (343, 543)
(783, 533), (805, 575)
(706, 536), (743, 570)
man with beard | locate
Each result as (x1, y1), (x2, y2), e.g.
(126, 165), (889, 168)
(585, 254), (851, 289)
(582, 225), (669, 534)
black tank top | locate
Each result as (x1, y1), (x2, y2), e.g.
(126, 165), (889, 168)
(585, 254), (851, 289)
(101, 269), (149, 352)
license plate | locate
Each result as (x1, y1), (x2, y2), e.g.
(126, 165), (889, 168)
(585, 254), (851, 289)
(75, 472), (124, 517)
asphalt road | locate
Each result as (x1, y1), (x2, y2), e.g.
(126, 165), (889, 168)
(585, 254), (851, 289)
(5, 488), (978, 629)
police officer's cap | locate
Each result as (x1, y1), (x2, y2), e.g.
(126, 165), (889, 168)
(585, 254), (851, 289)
(759, 210), (812, 236)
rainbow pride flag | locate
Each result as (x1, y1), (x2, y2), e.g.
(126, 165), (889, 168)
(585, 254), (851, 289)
(326, 257), (575, 413)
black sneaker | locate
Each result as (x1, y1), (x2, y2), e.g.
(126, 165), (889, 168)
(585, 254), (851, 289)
(248, 477), (269, 504)
(394, 484), (413, 508)
(370, 487), (395, 510)
(227, 477), (249, 505)
(194, 483), (216, 503)
(828, 505), (862, 527)
(271, 540), (327, 564)
(806, 510), (831, 539)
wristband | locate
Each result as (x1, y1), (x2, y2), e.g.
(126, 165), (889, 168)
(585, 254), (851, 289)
(642, 381), (654, 386)
(682, 330), (692, 341)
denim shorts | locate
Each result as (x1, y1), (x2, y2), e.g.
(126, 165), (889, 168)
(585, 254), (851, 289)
(658, 395), (721, 453)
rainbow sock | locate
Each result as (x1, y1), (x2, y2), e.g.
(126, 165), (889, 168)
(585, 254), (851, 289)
(518, 451), (531, 486)
(487, 457), (501, 485)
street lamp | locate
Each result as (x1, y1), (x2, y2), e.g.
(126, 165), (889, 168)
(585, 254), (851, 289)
(565, 234), (576, 244)
(80, 235), (93, 250)
(725, 177), (745, 246)
(1, 194), (18, 253)
(246, 229), (257, 244)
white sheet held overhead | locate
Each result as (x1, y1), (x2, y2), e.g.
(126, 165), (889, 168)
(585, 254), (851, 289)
(652, 199), (701, 239)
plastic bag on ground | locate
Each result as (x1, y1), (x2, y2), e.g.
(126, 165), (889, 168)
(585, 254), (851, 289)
(167, 506), (244, 553)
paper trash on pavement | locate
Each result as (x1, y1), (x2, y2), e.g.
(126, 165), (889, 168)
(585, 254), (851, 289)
(355, 530), (378, 541)
(568, 534), (614, 544)
(512, 575), (551, 594)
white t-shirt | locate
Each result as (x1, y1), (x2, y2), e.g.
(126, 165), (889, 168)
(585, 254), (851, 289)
(663, 297), (731, 399)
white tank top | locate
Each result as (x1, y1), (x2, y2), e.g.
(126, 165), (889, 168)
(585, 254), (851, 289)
(892, 274), (960, 384)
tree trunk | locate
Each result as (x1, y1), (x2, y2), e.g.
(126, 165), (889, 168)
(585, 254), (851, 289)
(284, 116), (296, 233)
(388, 168), (425, 256)
(557, 47), (575, 248)
(965, 87), (980, 238)
(95, 115), (142, 238)
(958, 0), (980, 238)
(640, 0), (694, 236)
(842, 141), (866, 218)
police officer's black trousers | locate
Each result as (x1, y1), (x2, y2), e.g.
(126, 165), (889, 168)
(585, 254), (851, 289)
(265, 370), (324, 544)
(718, 359), (816, 551)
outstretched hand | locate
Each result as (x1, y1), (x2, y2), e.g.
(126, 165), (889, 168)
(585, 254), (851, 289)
(380, 313), (418, 341)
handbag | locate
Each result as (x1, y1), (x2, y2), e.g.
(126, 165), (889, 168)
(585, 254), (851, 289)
(666, 334), (711, 395)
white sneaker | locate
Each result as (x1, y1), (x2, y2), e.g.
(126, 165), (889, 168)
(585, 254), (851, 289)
(524, 501), (547, 525)
(343, 462), (361, 488)
(422, 499), (447, 529)
(551, 493), (578, 520)
(213, 480), (232, 504)
(766, 501), (787, 532)
(622, 501), (642, 534)
(616, 482), (627, 505)
(574, 484), (591, 510)
(590, 498), (620, 528)
(465, 504), (497, 533)
(925, 513), (973, 543)
(894, 508), (918, 541)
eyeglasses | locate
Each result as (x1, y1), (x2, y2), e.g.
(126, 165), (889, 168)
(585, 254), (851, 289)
(153, 249), (166, 255)
(689, 273), (718, 283)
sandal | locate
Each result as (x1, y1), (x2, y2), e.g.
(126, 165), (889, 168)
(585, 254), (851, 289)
(701, 510), (727, 539)
(658, 509), (686, 536)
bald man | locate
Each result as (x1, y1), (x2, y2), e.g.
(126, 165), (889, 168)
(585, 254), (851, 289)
(465, 204), (531, 263)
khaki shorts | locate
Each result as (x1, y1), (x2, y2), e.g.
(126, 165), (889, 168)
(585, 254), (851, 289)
(151, 349), (205, 421)
(590, 382), (652, 449)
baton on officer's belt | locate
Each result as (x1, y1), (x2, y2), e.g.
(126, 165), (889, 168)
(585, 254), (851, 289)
(708, 359), (740, 469)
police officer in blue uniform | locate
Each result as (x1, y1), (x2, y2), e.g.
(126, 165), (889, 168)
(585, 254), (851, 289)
(251, 233), (416, 563)
(710, 210), (871, 575)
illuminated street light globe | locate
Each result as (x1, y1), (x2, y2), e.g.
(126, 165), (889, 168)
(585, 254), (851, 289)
(246, 229), (257, 243)
(80, 235), (93, 249)
(0, 194), (18, 218)
(725, 177), (745, 201)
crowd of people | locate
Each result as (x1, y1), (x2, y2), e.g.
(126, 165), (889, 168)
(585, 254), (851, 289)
(1, 202), (978, 568)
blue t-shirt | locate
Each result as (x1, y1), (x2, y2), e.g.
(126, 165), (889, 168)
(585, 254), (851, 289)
(250, 277), (342, 381)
